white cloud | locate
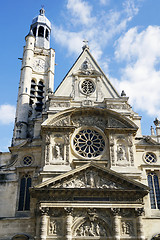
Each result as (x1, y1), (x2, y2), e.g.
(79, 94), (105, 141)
(52, 0), (141, 64)
(115, 26), (160, 118)
(0, 104), (16, 125)
(123, 0), (139, 18)
(66, 0), (95, 25)
(99, 0), (110, 5)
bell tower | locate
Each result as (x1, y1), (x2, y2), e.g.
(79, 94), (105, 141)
(31, 7), (51, 49)
(12, 8), (55, 145)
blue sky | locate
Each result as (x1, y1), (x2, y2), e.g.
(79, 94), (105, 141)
(1, 0), (160, 152)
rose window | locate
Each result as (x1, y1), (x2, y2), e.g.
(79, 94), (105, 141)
(23, 156), (33, 166)
(81, 80), (95, 95)
(73, 129), (105, 158)
(144, 152), (157, 164)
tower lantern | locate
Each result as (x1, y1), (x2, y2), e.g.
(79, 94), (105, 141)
(31, 7), (51, 49)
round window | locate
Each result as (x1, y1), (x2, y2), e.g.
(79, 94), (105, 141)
(72, 128), (105, 159)
(144, 152), (157, 164)
(22, 156), (33, 166)
(81, 80), (95, 95)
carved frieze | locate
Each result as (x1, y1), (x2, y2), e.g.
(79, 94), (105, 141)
(53, 170), (124, 189)
(108, 117), (127, 128)
(74, 218), (107, 237)
(50, 102), (70, 108)
(106, 103), (131, 110)
(71, 116), (107, 129)
(52, 116), (70, 126)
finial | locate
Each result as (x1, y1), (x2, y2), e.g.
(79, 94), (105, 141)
(121, 90), (126, 97)
(82, 40), (89, 50)
(40, 6), (45, 16)
(154, 118), (160, 127)
(151, 126), (155, 136)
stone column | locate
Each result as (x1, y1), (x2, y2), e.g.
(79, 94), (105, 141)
(65, 207), (73, 240)
(39, 207), (49, 240)
(111, 208), (121, 240)
(135, 208), (145, 240)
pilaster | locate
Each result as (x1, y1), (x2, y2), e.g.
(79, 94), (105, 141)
(39, 207), (49, 240)
(65, 207), (73, 240)
(111, 208), (121, 240)
(135, 208), (145, 240)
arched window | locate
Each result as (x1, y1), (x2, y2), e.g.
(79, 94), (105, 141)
(45, 29), (49, 40)
(35, 81), (44, 112)
(32, 27), (37, 37)
(18, 174), (32, 211)
(29, 79), (36, 106)
(38, 26), (44, 37)
(12, 234), (29, 240)
(147, 172), (160, 209)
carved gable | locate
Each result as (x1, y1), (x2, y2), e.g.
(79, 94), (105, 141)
(34, 162), (149, 192)
(54, 48), (120, 100)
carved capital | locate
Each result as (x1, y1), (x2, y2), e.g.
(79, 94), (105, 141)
(39, 207), (50, 216)
(64, 207), (73, 215)
(135, 208), (144, 216)
(87, 208), (98, 221)
(111, 208), (120, 216)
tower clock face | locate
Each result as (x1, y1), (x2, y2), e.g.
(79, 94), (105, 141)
(33, 58), (48, 72)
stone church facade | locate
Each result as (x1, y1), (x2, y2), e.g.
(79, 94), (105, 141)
(1, 8), (160, 240)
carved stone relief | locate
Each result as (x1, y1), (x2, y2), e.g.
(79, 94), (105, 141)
(106, 103), (131, 110)
(50, 102), (70, 108)
(52, 144), (64, 162)
(52, 116), (70, 126)
(44, 134), (51, 165)
(121, 220), (134, 236)
(53, 170), (124, 189)
(48, 218), (63, 236)
(108, 117), (128, 128)
(49, 134), (69, 165)
(71, 115), (107, 129)
(74, 218), (107, 237)
(80, 58), (95, 75)
(117, 144), (128, 163)
(109, 135), (115, 166)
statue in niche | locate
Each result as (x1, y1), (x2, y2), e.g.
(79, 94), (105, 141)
(117, 144), (129, 165)
(53, 144), (63, 161)
(49, 220), (58, 234)
(122, 221), (133, 235)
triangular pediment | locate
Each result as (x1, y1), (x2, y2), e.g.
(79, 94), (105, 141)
(54, 48), (120, 99)
(34, 162), (149, 192)
(136, 136), (160, 146)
